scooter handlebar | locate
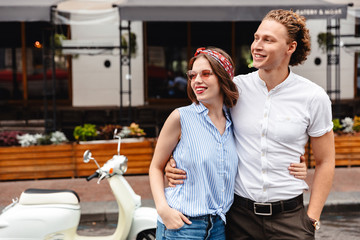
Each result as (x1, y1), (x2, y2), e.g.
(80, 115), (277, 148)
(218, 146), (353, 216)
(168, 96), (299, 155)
(86, 172), (99, 181)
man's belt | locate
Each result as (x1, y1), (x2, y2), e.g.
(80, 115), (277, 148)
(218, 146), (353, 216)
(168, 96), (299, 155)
(234, 194), (303, 216)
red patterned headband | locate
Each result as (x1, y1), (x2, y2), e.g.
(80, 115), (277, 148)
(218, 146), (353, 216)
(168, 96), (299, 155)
(194, 47), (234, 80)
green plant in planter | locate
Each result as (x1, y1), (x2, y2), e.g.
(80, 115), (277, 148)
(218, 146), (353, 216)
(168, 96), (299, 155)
(73, 124), (98, 142)
(332, 119), (343, 134)
(317, 32), (335, 53)
(36, 135), (52, 145)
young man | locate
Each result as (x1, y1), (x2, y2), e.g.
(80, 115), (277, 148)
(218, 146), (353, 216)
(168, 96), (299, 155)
(225, 9), (335, 239)
(166, 9), (335, 239)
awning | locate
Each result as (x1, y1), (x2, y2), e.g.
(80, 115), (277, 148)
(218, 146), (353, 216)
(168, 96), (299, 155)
(0, 0), (64, 22)
(52, 0), (120, 25)
(0, 0), (348, 23)
(116, 0), (348, 21)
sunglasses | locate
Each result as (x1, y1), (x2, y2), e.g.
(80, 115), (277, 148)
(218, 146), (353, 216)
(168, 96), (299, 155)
(186, 69), (213, 81)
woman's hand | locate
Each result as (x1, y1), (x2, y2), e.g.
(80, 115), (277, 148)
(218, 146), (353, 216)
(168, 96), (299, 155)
(159, 206), (192, 229)
(289, 155), (308, 180)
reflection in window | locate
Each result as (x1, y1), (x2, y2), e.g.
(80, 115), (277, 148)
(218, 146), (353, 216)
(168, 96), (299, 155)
(235, 22), (259, 75)
(0, 48), (21, 100)
(147, 22), (188, 99)
(146, 21), (259, 101)
(0, 22), (69, 102)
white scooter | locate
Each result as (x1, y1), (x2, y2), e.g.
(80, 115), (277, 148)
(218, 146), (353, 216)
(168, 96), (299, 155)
(0, 132), (158, 240)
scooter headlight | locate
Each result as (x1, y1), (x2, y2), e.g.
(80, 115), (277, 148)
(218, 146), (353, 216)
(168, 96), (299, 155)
(110, 155), (128, 175)
(119, 159), (128, 174)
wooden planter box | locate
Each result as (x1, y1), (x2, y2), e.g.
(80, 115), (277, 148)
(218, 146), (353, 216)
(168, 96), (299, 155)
(3, 135), (357, 181)
(0, 139), (156, 181)
(306, 135), (360, 168)
(0, 144), (75, 181)
(73, 139), (156, 176)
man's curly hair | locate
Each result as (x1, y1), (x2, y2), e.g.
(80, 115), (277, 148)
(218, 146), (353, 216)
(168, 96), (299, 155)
(263, 9), (311, 66)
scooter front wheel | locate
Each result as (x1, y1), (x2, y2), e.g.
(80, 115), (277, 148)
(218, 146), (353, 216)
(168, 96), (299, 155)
(136, 228), (156, 240)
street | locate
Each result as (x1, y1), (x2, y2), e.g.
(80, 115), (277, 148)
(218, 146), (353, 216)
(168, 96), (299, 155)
(77, 211), (360, 239)
(315, 211), (360, 240)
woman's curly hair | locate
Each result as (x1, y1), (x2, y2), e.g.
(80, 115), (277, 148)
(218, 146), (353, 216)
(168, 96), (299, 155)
(264, 9), (311, 66)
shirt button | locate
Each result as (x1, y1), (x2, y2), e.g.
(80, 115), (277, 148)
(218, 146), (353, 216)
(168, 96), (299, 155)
(264, 113), (267, 118)
(263, 188), (267, 192)
(262, 170), (266, 174)
(261, 152), (265, 156)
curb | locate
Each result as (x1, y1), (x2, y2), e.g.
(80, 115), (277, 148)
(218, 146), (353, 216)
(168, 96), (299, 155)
(79, 192), (360, 223)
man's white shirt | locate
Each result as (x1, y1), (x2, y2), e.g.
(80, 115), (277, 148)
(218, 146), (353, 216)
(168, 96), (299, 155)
(231, 70), (333, 202)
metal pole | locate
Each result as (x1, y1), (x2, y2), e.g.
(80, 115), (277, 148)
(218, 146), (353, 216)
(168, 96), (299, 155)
(335, 18), (341, 102)
(42, 29), (50, 133)
(127, 20), (132, 124)
(50, 8), (57, 131)
(119, 20), (123, 123)
(326, 18), (332, 100)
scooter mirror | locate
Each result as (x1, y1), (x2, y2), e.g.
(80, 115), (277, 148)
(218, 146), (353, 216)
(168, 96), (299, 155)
(83, 150), (92, 163)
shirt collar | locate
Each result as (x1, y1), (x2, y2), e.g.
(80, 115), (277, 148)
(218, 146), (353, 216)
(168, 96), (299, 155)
(256, 70), (294, 92)
(193, 102), (208, 114)
(192, 102), (231, 123)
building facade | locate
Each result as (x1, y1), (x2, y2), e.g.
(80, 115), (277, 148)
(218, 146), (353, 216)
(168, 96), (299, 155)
(0, 1), (358, 137)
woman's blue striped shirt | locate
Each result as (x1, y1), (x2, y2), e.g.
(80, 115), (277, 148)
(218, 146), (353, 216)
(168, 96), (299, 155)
(162, 102), (238, 223)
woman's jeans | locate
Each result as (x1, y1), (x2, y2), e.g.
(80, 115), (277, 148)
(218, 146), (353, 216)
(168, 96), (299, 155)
(156, 214), (225, 240)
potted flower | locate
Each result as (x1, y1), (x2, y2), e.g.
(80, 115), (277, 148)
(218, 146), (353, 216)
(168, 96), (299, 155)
(317, 32), (334, 53)
(118, 122), (146, 140)
(121, 32), (138, 57)
(98, 124), (122, 140)
(0, 131), (23, 146)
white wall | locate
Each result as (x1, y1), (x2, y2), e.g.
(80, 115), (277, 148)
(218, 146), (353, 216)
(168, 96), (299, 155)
(70, 14), (144, 107)
(292, 13), (356, 100)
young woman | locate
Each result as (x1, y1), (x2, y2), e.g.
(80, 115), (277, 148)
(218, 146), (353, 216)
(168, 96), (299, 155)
(149, 47), (239, 239)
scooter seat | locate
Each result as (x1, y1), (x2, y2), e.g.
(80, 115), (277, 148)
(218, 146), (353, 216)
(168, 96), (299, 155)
(19, 188), (80, 205)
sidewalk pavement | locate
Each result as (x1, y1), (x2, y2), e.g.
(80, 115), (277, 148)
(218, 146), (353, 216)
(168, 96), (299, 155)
(1, 168), (359, 223)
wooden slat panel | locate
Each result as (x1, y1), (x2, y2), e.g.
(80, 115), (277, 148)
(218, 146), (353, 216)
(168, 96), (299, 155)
(0, 171), (75, 181)
(73, 140), (155, 177)
(0, 158), (74, 167)
(306, 135), (360, 168)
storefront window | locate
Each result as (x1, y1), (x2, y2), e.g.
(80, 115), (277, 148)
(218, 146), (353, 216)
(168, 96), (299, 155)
(234, 22), (259, 75)
(146, 21), (259, 102)
(0, 48), (21, 101)
(146, 22), (187, 99)
(0, 22), (70, 102)
(190, 22), (232, 54)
